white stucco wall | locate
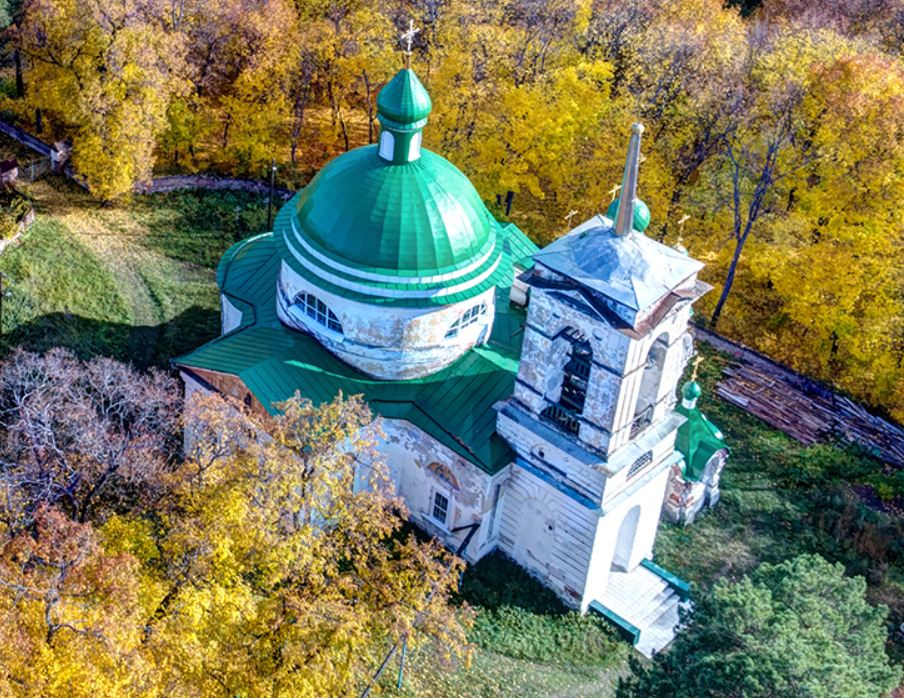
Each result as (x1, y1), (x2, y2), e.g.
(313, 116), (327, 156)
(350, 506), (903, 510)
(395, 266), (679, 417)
(514, 285), (695, 457)
(377, 420), (500, 562)
(278, 262), (496, 380)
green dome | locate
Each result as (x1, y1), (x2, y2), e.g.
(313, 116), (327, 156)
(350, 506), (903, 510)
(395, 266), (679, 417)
(289, 145), (495, 278)
(682, 381), (702, 401)
(607, 197), (651, 233)
(377, 69), (432, 125)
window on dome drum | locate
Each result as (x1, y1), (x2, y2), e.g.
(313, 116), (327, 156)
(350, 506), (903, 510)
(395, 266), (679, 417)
(432, 492), (449, 525)
(379, 131), (394, 159)
(295, 293), (343, 334)
(444, 303), (486, 338)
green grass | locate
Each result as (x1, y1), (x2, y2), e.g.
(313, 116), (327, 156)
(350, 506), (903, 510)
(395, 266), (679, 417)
(372, 553), (627, 698)
(0, 174), (267, 367)
(0, 216), (133, 358)
(126, 188), (268, 267)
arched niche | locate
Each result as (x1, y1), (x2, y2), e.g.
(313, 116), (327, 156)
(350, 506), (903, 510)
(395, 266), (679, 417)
(632, 333), (669, 435)
(612, 504), (641, 571)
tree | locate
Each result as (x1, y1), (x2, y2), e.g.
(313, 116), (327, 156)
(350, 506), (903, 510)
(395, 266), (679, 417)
(150, 391), (467, 697)
(617, 554), (901, 698)
(0, 504), (146, 698)
(14, 0), (185, 200)
(0, 349), (180, 528)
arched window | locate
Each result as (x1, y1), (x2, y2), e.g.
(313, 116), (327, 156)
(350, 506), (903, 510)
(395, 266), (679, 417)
(294, 293), (343, 334)
(631, 333), (668, 437)
(379, 131), (394, 160)
(541, 328), (592, 435)
(445, 303), (487, 339)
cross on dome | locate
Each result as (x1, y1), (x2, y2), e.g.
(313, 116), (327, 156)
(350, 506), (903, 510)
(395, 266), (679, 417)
(401, 20), (419, 67)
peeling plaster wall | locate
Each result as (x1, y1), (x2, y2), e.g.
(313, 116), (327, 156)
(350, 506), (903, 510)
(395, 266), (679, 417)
(516, 286), (695, 458)
(278, 262), (496, 380)
(496, 409), (608, 503)
(377, 420), (501, 562)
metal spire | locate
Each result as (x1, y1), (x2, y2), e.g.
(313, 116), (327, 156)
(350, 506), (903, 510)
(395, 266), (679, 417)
(614, 123), (644, 237)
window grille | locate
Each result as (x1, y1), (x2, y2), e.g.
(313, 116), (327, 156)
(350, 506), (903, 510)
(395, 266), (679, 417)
(445, 303), (487, 338)
(432, 492), (449, 525)
(627, 451), (653, 479)
(295, 293), (343, 334)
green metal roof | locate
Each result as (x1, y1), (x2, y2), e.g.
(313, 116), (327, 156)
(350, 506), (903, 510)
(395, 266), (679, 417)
(675, 382), (729, 481)
(287, 146), (494, 278)
(177, 222), (538, 475)
(377, 69), (432, 125)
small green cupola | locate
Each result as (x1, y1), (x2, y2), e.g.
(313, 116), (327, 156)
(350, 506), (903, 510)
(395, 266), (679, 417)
(376, 68), (432, 165)
(675, 381), (729, 482)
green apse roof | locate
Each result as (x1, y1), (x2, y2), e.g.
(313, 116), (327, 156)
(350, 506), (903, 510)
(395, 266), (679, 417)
(175, 221), (539, 475)
(376, 69), (432, 124)
(290, 146), (494, 276)
(675, 382), (729, 481)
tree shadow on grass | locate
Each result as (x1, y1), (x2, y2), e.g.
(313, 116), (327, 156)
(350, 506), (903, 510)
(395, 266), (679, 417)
(3, 306), (220, 370)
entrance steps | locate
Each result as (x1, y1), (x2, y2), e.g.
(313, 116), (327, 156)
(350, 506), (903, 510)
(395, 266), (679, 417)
(596, 563), (688, 657)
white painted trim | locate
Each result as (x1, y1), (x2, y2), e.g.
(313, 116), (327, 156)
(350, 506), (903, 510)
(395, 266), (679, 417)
(282, 230), (502, 299)
(289, 218), (496, 285)
(408, 131), (422, 161)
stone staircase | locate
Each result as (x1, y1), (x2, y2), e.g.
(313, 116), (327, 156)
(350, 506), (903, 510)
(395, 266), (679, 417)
(598, 563), (687, 657)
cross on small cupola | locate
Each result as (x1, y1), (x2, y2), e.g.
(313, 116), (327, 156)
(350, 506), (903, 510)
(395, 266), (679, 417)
(401, 20), (419, 69)
(375, 22), (432, 165)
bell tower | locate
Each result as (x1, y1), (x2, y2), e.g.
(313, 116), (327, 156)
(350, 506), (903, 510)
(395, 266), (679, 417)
(494, 124), (711, 615)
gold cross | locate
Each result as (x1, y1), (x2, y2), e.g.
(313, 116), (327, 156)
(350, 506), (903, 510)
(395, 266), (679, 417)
(677, 214), (690, 234)
(564, 209), (578, 229)
(691, 355), (704, 382)
(608, 184), (621, 203)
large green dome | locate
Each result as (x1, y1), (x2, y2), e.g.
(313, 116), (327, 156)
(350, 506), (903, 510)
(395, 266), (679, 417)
(274, 66), (504, 308)
(295, 145), (493, 276)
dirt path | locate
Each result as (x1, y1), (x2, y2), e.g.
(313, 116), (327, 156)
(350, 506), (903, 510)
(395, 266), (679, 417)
(24, 181), (199, 367)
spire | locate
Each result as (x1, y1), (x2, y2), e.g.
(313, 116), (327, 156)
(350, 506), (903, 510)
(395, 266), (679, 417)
(614, 123), (644, 238)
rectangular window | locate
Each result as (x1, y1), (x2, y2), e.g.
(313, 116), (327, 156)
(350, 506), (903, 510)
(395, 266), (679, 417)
(432, 492), (449, 525)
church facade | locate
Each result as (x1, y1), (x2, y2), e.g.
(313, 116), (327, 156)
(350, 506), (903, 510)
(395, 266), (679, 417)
(175, 66), (727, 656)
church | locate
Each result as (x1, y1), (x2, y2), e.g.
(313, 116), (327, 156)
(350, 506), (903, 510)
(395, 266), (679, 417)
(174, 64), (728, 656)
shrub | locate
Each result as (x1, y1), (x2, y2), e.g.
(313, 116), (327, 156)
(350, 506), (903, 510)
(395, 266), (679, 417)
(459, 553), (624, 667)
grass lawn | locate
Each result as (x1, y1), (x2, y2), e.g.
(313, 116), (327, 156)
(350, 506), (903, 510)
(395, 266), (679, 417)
(0, 172), (267, 367)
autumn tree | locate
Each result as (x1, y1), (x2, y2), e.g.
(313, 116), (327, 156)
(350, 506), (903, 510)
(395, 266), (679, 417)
(0, 349), (180, 528)
(14, 0), (186, 200)
(149, 391), (467, 697)
(617, 555), (901, 698)
(0, 504), (146, 698)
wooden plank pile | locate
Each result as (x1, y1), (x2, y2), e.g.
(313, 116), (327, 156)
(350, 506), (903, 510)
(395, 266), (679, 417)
(716, 363), (904, 467)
